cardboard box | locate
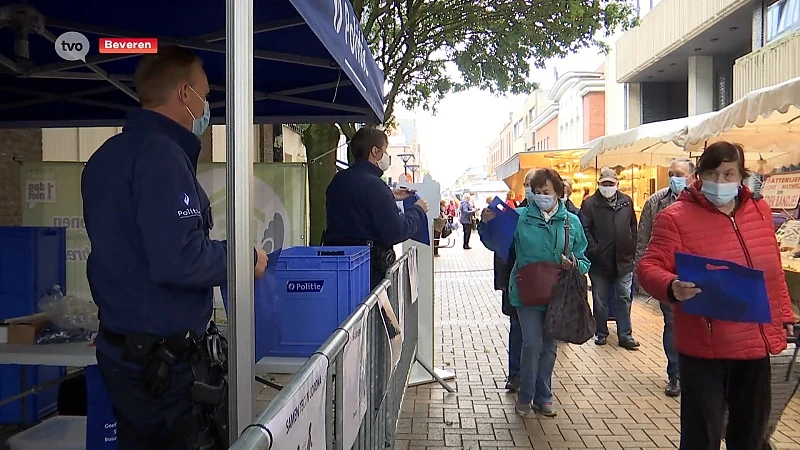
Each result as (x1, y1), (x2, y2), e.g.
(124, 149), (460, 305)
(1, 313), (49, 345)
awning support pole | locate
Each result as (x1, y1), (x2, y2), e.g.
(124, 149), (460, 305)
(225, 0), (255, 442)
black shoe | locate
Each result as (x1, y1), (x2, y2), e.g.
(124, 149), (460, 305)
(619, 339), (641, 350)
(665, 376), (680, 397)
(504, 374), (520, 392)
(595, 336), (607, 346)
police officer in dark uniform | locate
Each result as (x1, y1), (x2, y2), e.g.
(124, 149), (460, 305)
(81, 46), (269, 450)
(325, 127), (429, 289)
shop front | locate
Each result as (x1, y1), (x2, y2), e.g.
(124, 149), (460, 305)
(496, 148), (595, 207)
(496, 149), (672, 214)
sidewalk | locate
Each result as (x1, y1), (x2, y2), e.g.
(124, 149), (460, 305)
(397, 241), (800, 450)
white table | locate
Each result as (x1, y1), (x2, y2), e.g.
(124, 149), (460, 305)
(0, 342), (97, 367)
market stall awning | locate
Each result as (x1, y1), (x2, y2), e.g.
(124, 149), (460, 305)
(579, 114), (714, 170)
(498, 148), (591, 194)
(684, 76), (800, 171)
(0, 0), (385, 128)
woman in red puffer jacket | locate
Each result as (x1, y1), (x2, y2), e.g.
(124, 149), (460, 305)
(638, 141), (795, 450)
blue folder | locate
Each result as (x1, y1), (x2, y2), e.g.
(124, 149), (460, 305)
(674, 252), (772, 324)
(221, 248), (282, 361)
(403, 194), (431, 245)
(479, 197), (519, 263)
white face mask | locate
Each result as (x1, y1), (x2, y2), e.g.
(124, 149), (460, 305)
(599, 185), (618, 198)
(377, 152), (391, 171)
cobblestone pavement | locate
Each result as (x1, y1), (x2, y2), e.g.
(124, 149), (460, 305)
(397, 240), (800, 450)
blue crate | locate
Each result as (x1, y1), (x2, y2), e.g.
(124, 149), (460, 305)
(271, 246), (370, 357)
(0, 226), (67, 424)
(0, 227), (67, 318)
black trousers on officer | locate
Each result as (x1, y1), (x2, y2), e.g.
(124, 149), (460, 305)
(97, 351), (202, 450)
(678, 353), (771, 450)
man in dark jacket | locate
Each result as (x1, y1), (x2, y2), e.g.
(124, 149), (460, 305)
(460, 194), (477, 249)
(634, 158), (695, 396)
(82, 46), (268, 449)
(491, 197), (527, 391)
(580, 167), (640, 350)
(562, 178), (581, 218)
(325, 127), (429, 290)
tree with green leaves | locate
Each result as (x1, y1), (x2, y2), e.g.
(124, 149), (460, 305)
(304, 0), (637, 244)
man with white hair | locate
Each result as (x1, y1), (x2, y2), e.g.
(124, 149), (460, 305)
(635, 158), (696, 397)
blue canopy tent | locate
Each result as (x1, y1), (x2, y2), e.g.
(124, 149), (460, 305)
(0, 0), (384, 126)
(0, 0), (385, 444)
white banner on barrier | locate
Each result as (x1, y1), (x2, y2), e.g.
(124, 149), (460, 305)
(409, 251), (419, 304)
(378, 288), (403, 372)
(266, 356), (327, 450)
(341, 311), (368, 449)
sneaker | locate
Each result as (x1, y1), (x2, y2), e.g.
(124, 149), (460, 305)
(595, 336), (608, 346)
(665, 376), (680, 397)
(515, 401), (532, 418)
(504, 374), (520, 392)
(533, 402), (557, 417)
(619, 339), (640, 350)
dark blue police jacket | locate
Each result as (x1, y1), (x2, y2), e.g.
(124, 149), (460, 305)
(82, 109), (228, 358)
(325, 160), (426, 247)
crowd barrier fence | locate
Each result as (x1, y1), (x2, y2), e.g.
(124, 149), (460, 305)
(230, 247), (419, 449)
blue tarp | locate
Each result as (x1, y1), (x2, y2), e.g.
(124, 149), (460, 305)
(0, 0), (385, 127)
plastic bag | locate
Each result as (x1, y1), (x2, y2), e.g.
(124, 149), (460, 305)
(36, 326), (95, 345)
(38, 293), (100, 332)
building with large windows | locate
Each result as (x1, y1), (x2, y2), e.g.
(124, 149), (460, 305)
(615, 0), (800, 127)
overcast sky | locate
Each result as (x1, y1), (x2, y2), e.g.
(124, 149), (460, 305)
(398, 48), (608, 188)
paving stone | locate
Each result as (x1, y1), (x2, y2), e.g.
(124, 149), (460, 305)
(400, 241), (800, 450)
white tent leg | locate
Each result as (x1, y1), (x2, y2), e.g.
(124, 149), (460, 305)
(225, 0), (255, 442)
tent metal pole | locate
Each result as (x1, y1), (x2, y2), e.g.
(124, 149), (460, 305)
(225, 0), (255, 441)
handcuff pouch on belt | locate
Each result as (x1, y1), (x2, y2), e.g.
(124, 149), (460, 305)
(369, 241), (396, 277)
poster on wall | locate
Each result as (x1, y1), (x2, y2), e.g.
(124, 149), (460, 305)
(265, 355), (328, 450)
(761, 173), (800, 210)
(20, 162), (308, 304)
(341, 311), (368, 450)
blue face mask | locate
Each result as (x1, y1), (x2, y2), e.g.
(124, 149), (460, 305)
(525, 187), (534, 203)
(701, 180), (739, 206)
(669, 176), (687, 194)
(532, 194), (556, 211)
(186, 86), (210, 136)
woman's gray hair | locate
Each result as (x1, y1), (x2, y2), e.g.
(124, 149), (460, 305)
(524, 168), (538, 185)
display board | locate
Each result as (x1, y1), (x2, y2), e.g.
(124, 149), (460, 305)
(20, 162), (308, 302)
(762, 173), (800, 210)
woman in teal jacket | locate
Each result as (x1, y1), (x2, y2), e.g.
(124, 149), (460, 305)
(481, 168), (590, 418)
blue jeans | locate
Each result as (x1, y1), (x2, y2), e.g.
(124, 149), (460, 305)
(590, 272), (634, 341)
(660, 301), (679, 378)
(516, 306), (558, 405)
(509, 314), (522, 378)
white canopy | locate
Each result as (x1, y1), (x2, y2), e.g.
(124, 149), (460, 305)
(684, 76), (800, 170)
(579, 113), (714, 170)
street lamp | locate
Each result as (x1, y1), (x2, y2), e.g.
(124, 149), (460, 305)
(396, 152), (415, 178)
(407, 164), (420, 183)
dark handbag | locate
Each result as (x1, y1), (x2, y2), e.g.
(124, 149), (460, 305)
(544, 267), (596, 344)
(514, 220), (570, 307)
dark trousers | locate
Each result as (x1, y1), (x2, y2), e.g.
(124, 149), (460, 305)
(433, 229), (442, 256)
(508, 313), (522, 378)
(96, 351), (212, 450)
(462, 224), (472, 248)
(678, 353), (771, 450)
(660, 302), (679, 378)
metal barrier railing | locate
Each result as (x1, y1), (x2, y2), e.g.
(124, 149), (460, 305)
(231, 247), (418, 450)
